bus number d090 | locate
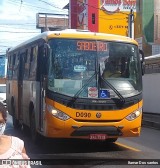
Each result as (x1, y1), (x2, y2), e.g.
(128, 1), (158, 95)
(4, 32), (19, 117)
(76, 112), (91, 118)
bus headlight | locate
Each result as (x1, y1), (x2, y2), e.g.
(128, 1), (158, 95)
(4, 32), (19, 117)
(47, 105), (70, 121)
(126, 108), (142, 121)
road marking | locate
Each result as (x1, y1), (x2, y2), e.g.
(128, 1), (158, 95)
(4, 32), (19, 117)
(115, 142), (141, 152)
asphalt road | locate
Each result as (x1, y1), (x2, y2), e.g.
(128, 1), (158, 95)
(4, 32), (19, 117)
(4, 114), (160, 168)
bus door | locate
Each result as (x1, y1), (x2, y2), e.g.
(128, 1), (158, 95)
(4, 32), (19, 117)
(18, 52), (25, 121)
(11, 53), (19, 122)
(38, 44), (46, 131)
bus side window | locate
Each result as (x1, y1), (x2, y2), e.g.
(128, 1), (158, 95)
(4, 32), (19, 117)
(37, 44), (46, 81)
(7, 55), (13, 79)
(18, 52), (26, 80)
(24, 49), (30, 80)
(12, 53), (19, 80)
(29, 46), (38, 80)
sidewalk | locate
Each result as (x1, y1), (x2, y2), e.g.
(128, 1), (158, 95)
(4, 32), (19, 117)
(142, 112), (160, 130)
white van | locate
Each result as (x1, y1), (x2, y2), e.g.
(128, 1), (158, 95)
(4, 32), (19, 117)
(0, 84), (6, 106)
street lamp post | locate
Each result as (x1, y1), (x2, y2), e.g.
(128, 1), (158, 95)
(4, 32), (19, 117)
(128, 9), (134, 39)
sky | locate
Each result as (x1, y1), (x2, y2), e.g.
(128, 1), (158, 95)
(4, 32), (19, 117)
(0, 0), (69, 55)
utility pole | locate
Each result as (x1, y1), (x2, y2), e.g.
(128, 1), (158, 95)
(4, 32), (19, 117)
(128, 9), (134, 39)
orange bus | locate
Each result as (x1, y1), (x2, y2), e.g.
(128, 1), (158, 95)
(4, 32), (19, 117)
(6, 29), (144, 142)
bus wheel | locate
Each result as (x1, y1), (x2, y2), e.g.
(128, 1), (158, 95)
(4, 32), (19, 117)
(105, 138), (118, 143)
(22, 124), (30, 135)
(12, 104), (20, 129)
(30, 111), (39, 143)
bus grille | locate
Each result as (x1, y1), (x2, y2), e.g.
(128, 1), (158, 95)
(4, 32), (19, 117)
(74, 119), (121, 122)
(69, 102), (134, 110)
(71, 126), (122, 136)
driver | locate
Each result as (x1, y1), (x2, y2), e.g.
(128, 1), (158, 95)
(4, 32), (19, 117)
(102, 59), (121, 78)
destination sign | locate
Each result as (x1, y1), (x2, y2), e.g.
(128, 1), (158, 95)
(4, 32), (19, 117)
(77, 41), (107, 51)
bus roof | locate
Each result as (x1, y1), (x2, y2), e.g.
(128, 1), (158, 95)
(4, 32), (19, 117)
(8, 29), (138, 52)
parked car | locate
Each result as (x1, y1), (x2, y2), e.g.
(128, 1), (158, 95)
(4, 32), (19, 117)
(0, 84), (6, 106)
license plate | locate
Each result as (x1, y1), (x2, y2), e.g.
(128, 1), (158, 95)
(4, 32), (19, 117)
(89, 134), (108, 140)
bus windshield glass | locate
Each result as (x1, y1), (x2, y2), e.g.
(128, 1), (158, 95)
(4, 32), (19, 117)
(48, 39), (142, 99)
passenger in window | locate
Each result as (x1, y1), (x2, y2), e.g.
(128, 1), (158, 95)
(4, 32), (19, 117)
(120, 57), (129, 78)
(54, 58), (63, 79)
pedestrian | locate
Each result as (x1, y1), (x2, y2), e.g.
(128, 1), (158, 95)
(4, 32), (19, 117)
(0, 102), (31, 167)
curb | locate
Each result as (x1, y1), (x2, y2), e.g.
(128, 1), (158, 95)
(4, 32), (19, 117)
(142, 120), (160, 130)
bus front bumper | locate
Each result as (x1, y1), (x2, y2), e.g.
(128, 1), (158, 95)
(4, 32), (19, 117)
(44, 112), (142, 139)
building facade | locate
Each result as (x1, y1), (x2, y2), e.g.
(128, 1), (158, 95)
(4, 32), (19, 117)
(142, 0), (160, 56)
(69, 0), (160, 56)
(69, 0), (142, 39)
(69, 0), (143, 51)
(154, 0), (160, 44)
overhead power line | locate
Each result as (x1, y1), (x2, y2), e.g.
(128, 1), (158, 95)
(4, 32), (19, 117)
(0, 45), (10, 47)
(38, 0), (67, 11)
(0, 31), (40, 33)
(19, 0), (23, 12)
(0, 23), (36, 26)
(0, 26), (38, 30)
(8, 0), (67, 13)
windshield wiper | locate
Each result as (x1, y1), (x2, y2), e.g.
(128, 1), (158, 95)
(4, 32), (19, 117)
(67, 64), (125, 107)
(100, 76), (125, 104)
(67, 73), (96, 107)
(98, 63), (125, 104)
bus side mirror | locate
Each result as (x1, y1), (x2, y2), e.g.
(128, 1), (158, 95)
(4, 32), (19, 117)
(42, 43), (51, 75)
(139, 49), (145, 76)
(44, 43), (51, 57)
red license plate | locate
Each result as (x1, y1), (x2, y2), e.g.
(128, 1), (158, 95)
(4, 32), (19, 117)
(89, 134), (108, 140)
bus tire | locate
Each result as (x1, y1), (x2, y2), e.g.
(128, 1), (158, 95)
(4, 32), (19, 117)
(12, 104), (20, 129)
(30, 111), (40, 143)
(22, 124), (30, 135)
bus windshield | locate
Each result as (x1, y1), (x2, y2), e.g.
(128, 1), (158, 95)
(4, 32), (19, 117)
(48, 39), (142, 99)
